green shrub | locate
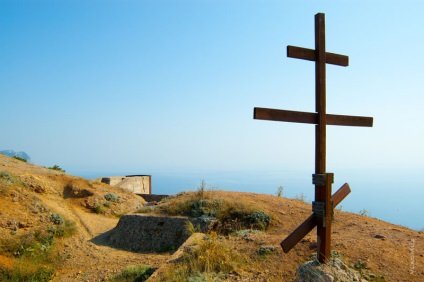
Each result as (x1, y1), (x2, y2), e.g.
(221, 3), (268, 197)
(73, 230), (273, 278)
(0, 171), (15, 185)
(294, 193), (307, 202)
(217, 205), (271, 234)
(50, 213), (64, 225)
(48, 165), (65, 173)
(276, 186), (284, 197)
(104, 193), (121, 203)
(189, 199), (222, 217)
(94, 205), (104, 214)
(47, 220), (76, 239)
(110, 264), (153, 282)
(12, 156), (27, 163)
(358, 209), (369, 217)
(233, 229), (263, 237)
(248, 211), (271, 228)
(257, 245), (278, 255)
(136, 207), (154, 214)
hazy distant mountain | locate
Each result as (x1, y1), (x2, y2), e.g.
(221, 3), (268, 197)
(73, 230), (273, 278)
(0, 150), (31, 162)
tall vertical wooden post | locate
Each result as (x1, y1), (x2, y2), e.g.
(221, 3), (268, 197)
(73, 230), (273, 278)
(314, 13), (330, 263)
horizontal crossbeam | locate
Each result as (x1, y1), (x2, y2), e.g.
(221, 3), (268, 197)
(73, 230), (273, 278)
(280, 183), (351, 253)
(287, 46), (349, 67)
(254, 107), (373, 127)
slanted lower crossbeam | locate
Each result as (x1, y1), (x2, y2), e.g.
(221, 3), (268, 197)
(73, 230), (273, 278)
(281, 182), (351, 253)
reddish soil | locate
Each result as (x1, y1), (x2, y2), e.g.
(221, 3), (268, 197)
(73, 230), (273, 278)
(0, 154), (423, 281)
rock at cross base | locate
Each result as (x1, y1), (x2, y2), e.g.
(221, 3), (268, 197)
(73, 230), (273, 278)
(295, 258), (365, 282)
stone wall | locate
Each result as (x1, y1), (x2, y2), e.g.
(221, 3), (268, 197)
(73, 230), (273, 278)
(138, 194), (169, 202)
(107, 214), (215, 253)
(97, 175), (151, 194)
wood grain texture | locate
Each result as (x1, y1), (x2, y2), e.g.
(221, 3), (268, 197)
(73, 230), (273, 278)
(280, 182), (351, 253)
(254, 107), (373, 127)
(287, 46), (349, 67)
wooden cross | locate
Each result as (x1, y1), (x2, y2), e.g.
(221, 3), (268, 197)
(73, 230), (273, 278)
(253, 13), (373, 263)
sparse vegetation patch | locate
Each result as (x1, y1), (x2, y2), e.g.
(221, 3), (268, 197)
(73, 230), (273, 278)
(155, 182), (272, 235)
(104, 193), (121, 203)
(12, 156), (27, 163)
(48, 165), (65, 173)
(50, 213), (65, 225)
(0, 218), (76, 282)
(163, 232), (245, 281)
(0, 171), (15, 185)
(109, 264), (154, 282)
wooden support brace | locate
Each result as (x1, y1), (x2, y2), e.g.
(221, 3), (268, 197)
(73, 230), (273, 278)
(280, 183), (351, 253)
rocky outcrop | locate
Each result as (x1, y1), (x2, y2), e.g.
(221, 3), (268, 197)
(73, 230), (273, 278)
(0, 150), (31, 162)
(295, 258), (365, 282)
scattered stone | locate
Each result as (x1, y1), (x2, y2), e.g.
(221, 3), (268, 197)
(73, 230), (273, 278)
(144, 201), (158, 206)
(258, 245), (279, 255)
(243, 236), (254, 242)
(374, 234), (386, 240)
(64, 184), (94, 198)
(309, 241), (318, 250)
(335, 242), (347, 248)
(32, 184), (46, 193)
(18, 221), (27, 228)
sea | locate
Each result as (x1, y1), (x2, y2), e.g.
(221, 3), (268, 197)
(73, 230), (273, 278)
(76, 167), (423, 231)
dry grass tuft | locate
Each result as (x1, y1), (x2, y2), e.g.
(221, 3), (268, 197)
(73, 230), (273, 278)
(162, 231), (246, 281)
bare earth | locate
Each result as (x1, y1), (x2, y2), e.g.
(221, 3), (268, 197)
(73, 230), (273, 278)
(0, 154), (423, 281)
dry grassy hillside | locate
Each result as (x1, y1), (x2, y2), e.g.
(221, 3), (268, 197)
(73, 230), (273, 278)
(0, 153), (423, 281)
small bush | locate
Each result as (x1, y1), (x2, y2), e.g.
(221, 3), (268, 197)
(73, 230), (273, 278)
(110, 264), (153, 282)
(257, 245), (278, 255)
(294, 193), (307, 202)
(217, 204), (271, 234)
(233, 229), (262, 237)
(0, 171), (15, 185)
(12, 156), (27, 163)
(104, 193), (121, 203)
(248, 211), (271, 228)
(189, 199), (222, 218)
(47, 220), (76, 238)
(358, 209), (369, 217)
(50, 213), (64, 225)
(48, 165), (65, 173)
(104, 201), (111, 207)
(94, 205), (104, 214)
(275, 186), (284, 197)
(136, 207), (153, 214)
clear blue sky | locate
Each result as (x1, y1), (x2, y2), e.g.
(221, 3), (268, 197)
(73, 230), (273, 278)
(1, 0), (423, 177)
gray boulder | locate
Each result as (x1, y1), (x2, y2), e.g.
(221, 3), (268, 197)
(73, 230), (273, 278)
(295, 258), (365, 282)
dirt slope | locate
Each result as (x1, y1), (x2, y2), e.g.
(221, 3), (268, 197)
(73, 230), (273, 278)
(0, 154), (423, 281)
